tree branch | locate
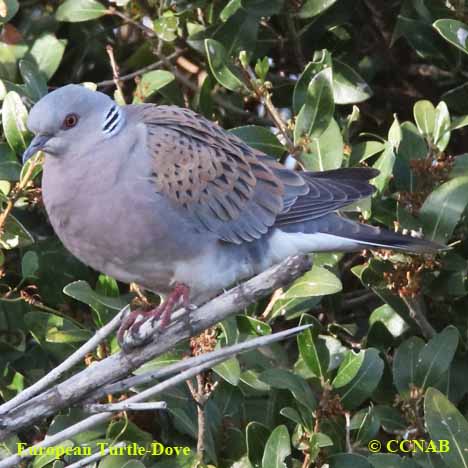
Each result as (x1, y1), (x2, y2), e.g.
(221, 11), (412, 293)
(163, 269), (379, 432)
(0, 306), (127, 416)
(0, 255), (311, 442)
(0, 321), (312, 468)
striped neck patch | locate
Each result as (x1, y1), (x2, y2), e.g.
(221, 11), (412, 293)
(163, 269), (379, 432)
(102, 104), (125, 137)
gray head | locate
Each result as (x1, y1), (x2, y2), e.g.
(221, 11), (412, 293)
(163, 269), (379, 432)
(23, 84), (125, 163)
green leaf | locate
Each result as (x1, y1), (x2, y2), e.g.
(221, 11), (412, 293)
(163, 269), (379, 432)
(247, 422), (269, 467)
(294, 68), (334, 143)
(283, 265), (342, 298)
(63, 280), (128, 311)
(2, 91), (30, 154)
(220, 0), (242, 21)
(293, 51), (332, 113)
(205, 39), (246, 92)
(133, 70), (175, 103)
(0, 215), (33, 250)
(372, 143), (395, 193)
(229, 125), (285, 157)
(413, 100), (436, 137)
(0, 161), (21, 181)
(369, 304), (408, 338)
(154, 13), (179, 42)
(393, 336), (424, 398)
(213, 357), (241, 385)
(19, 60), (48, 102)
(259, 369), (316, 411)
(332, 60), (372, 105)
(332, 350), (365, 389)
(425, 388), (468, 468)
(350, 140), (384, 166)
(388, 115), (401, 150)
(25, 311), (89, 345)
(398, 121), (428, 161)
(0, 0), (18, 24)
(56, 0), (107, 22)
(373, 405), (407, 434)
(298, 0), (337, 19)
(297, 326), (329, 381)
(30, 34), (67, 80)
(339, 348), (384, 409)
(433, 101), (451, 151)
(301, 118), (344, 171)
(434, 19), (468, 55)
(419, 176), (468, 243)
(415, 326), (459, 391)
(261, 425), (290, 468)
(21, 251), (39, 279)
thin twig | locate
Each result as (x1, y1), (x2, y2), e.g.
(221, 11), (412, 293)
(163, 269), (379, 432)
(345, 411), (353, 453)
(0, 306), (128, 416)
(105, 44), (125, 102)
(0, 256), (311, 440)
(242, 64), (295, 153)
(0, 155), (42, 234)
(107, 7), (271, 122)
(96, 50), (185, 87)
(400, 294), (435, 339)
(84, 401), (167, 413)
(186, 375), (208, 460)
(87, 323), (312, 402)
(0, 321), (311, 468)
(65, 442), (127, 468)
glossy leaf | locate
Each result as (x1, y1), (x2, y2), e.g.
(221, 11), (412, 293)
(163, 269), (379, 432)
(434, 19), (468, 55)
(298, 0), (337, 19)
(415, 326), (459, 390)
(297, 326), (329, 381)
(283, 265), (342, 299)
(55, 0), (107, 22)
(339, 348), (384, 409)
(2, 91), (30, 154)
(229, 125), (285, 157)
(332, 60), (372, 105)
(261, 425), (290, 468)
(301, 118), (344, 171)
(413, 100), (436, 137)
(19, 60), (47, 102)
(294, 68), (334, 143)
(259, 369), (316, 411)
(332, 350), (365, 389)
(133, 70), (175, 103)
(425, 388), (468, 468)
(0, 0), (18, 24)
(419, 176), (468, 243)
(205, 39), (246, 92)
(30, 34), (67, 80)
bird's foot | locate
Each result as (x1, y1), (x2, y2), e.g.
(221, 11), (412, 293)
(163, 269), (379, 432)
(117, 283), (192, 346)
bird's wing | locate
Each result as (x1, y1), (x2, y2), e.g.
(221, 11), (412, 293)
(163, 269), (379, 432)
(133, 104), (376, 243)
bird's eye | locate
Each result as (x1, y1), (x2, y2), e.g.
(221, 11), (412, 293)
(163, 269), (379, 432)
(62, 113), (79, 129)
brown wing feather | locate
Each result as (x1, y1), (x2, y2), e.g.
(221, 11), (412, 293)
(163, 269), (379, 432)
(133, 105), (291, 244)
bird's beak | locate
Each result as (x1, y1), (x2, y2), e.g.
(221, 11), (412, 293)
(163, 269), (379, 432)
(22, 134), (51, 164)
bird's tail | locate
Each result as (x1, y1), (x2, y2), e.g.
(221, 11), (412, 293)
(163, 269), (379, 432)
(274, 214), (444, 255)
(328, 218), (443, 253)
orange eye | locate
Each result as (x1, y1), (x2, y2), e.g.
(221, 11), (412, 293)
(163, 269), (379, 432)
(63, 113), (79, 129)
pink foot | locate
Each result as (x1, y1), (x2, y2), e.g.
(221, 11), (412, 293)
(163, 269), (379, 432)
(117, 283), (191, 345)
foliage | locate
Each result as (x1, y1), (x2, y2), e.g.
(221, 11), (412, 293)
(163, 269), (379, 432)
(2, 1), (468, 467)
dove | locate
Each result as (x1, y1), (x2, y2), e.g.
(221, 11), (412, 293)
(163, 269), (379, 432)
(22, 84), (440, 344)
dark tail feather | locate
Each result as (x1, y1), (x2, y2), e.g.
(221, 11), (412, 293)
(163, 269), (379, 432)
(325, 216), (444, 254)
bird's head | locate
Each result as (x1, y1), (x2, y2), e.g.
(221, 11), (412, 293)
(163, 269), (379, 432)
(23, 84), (125, 164)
